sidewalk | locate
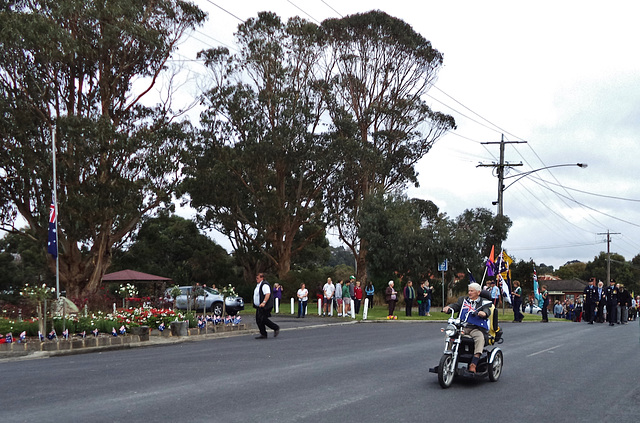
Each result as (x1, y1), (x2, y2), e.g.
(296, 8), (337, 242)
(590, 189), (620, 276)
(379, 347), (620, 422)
(0, 314), (357, 361)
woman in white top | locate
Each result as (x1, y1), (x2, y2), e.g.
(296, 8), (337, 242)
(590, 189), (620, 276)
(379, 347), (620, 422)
(297, 283), (309, 318)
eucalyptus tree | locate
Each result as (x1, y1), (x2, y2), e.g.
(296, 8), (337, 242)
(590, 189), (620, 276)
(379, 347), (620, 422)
(447, 208), (511, 291)
(0, 0), (205, 298)
(184, 12), (336, 281)
(321, 11), (456, 283)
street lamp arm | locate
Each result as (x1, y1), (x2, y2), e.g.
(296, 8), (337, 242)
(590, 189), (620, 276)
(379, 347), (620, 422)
(502, 163), (587, 191)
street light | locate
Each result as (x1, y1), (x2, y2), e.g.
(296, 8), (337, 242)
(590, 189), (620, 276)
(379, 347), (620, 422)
(495, 163), (588, 216)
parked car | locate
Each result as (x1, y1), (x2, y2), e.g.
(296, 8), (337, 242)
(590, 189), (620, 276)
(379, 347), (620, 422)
(524, 304), (542, 314)
(165, 286), (244, 316)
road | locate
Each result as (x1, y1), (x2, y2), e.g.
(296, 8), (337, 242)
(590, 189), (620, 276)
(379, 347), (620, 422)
(2, 317), (638, 422)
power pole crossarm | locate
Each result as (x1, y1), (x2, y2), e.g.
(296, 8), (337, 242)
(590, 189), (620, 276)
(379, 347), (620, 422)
(477, 134), (527, 216)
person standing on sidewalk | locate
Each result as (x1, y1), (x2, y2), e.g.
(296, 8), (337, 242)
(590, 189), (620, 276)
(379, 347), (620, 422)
(403, 280), (415, 316)
(253, 273), (279, 339)
(296, 283), (308, 318)
(540, 285), (549, 322)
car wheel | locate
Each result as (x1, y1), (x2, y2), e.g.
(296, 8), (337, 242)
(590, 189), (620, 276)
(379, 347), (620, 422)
(211, 302), (223, 316)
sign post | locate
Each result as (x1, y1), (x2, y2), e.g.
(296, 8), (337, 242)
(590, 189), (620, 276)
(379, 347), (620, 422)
(438, 259), (448, 307)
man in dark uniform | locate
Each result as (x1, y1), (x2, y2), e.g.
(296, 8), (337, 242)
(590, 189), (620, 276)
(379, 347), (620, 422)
(583, 277), (598, 324)
(605, 278), (619, 326)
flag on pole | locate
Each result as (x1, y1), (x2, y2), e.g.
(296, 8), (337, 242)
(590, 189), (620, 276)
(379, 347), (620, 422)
(485, 245), (496, 276)
(19, 331), (26, 342)
(111, 327), (118, 337)
(467, 269), (477, 284)
(533, 269), (543, 307)
(498, 250), (512, 304)
(62, 329), (69, 339)
(118, 325), (126, 335)
(47, 202), (58, 258)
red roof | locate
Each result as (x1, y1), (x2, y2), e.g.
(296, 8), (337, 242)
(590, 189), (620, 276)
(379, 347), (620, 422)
(102, 269), (172, 283)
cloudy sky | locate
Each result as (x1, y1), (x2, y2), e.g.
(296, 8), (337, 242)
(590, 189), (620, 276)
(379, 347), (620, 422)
(170, 0), (640, 270)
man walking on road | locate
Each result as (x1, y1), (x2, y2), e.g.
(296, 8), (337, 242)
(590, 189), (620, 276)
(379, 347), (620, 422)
(254, 273), (280, 339)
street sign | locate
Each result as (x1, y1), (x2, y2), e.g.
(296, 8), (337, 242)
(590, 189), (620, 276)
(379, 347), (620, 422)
(438, 259), (448, 272)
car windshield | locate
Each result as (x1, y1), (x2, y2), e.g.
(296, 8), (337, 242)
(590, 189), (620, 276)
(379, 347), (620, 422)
(203, 287), (219, 295)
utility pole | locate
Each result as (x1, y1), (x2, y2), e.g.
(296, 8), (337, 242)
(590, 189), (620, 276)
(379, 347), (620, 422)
(477, 134), (526, 216)
(597, 230), (621, 283)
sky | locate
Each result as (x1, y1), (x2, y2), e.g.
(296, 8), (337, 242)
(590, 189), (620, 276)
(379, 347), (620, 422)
(166, 0), (640, 271)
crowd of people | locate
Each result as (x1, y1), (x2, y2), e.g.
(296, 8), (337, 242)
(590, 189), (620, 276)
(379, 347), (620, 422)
(253, 274), (638, 339)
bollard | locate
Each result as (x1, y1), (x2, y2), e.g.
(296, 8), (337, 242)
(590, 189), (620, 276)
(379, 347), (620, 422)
(275, 298), (279, 314)
(330, 302), (333, 317)
(363, 298), (369, 320)
(318, 299), (322, 316)
(291, 298), (295, 314)
(351, 302), (356, 319)
(113, 303), (116, 313)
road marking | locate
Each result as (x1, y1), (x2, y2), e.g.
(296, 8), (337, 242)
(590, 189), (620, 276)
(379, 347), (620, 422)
(527, 344), (563, 357)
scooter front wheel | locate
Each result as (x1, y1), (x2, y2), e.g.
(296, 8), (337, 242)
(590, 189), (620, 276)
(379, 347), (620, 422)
(437, 354), (455, 388)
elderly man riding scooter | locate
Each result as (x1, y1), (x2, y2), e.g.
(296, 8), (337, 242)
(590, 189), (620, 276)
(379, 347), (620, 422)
(442, 282), (492, 373)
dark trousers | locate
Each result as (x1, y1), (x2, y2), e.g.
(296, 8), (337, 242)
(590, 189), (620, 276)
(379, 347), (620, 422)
(418, 301), (427, 316)
(354, 299), (361, 314)
(297, 300), (307, 318)
(585, 302), (596, 322)
(255, 307), (279, 336)
(513, 299), (523, 321)
(596, 302), (605, 322)
(366, 295), (374, 308)
(607, 302), (618, 324)
(405, 298), (413, 316)
(541, 303), (549, 321)
(388, 300), (396, 316)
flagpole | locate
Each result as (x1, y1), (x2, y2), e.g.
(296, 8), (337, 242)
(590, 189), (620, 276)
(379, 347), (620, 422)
(51, 124), (60, 300)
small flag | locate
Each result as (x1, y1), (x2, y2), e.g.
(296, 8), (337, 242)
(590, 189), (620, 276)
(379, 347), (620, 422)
(224, 315), (232, 325)
(19, 331), (26, 342)
(111, 327), (117, 337)
(118, 325), (126, 335)
(5, 333), (13, 343)
(47, 329), (57, 340)
(62, 329), (69, 339)
(81, 330), (86, 338)
(92, 328), (99, 337)
(47, 202), (58, 258)
(38, 331), (45, 341)
(197, 318), (205, 329)
(158, 322), (165, 332)
(467, 269), (476, 284)
(233, 315), (242, 325)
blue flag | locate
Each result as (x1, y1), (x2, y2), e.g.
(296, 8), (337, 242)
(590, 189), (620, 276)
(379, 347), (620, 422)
(47, 203), (57, 258)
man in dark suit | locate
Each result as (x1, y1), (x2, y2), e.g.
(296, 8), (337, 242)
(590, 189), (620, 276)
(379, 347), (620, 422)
(583, 277), (598, 324)
(605, 278), (619, 326)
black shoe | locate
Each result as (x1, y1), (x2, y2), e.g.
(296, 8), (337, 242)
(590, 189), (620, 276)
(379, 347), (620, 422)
(609, 323), (615, 326)
(588, 322), (593, 324)
(255, 335), (268, 339)
(274, 329), (280, 338)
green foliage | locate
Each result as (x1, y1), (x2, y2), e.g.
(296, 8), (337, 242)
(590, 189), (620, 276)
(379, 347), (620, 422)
(110, 212), (240, 287)
(0, 0), (206, 298)
(184, 12), (335, 281)
(322, 11), (456, 282)
(0, 229), (53, 292)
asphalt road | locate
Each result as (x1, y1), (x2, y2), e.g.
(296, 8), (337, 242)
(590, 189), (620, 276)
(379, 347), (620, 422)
(2, 316), (638, 423)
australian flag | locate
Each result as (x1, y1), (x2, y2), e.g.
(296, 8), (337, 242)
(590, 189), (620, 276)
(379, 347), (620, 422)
(158, 322), (165, 332)
(47, 202), (58, 258)
(92, 328), (99, 337)
(62, 329), (69, 340)
(111, 327), (118, 337)
(119, 325), (126, 335)
(233, 315), (242, 325)
(197, 318), (205, 329)
(47, 329), (57, 340)
(19, 331), (26, 342)
(38, 331), (45, 341)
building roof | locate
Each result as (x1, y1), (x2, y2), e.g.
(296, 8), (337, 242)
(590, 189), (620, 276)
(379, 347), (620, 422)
(102, 269), (172, 284)
(545, 278), (587, 292)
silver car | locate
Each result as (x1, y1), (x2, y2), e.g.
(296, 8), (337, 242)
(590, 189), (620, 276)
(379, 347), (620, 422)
(167, 286), (244, 316)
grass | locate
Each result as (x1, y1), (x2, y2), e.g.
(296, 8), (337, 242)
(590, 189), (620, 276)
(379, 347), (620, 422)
(270, 301), (568, 323)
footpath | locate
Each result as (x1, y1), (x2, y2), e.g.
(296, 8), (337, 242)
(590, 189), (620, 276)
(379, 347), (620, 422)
(0, 314), (358, 361)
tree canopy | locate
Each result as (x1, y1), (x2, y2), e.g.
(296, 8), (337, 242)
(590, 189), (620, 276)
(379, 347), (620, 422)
(0, 0), (206, 297)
